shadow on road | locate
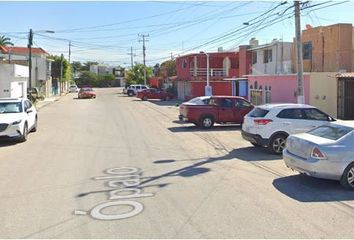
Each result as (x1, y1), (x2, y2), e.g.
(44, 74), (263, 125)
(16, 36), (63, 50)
(273, 174), (354, 202)
(168, 125), (242, 133)
(0, 139), (20, 147)
(148, 99), (181, 107)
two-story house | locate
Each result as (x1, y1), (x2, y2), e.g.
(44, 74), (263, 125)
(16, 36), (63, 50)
(0, 46), (53, 97)
(175, 46), (251, 100)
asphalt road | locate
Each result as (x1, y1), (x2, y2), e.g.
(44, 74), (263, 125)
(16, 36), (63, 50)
(0, 87), (353, 238)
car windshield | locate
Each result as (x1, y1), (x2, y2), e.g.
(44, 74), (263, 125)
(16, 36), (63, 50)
(82, 88), (93, 91)
(308, 125), (353, 140)
(0, 102), (22, 114)
(187, 97), (209, 105)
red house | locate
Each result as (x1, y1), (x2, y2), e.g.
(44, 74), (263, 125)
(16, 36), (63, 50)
(175, 46), (251, 100)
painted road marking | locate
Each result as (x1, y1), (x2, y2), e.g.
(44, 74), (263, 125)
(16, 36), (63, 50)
(74, 167), (154, 221)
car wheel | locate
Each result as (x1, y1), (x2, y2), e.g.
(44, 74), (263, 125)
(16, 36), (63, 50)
(268, 134), (287, 155)
(143, 96), (148, 101)
(32, 117), (38, 132)
(200, 116), (214, 128)
(19, 123), (28, 142)
(340, 162), (354, 190)
(128, 91), (133, 97)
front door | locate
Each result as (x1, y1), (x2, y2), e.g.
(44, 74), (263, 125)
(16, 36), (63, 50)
(218, 98), (235, 122)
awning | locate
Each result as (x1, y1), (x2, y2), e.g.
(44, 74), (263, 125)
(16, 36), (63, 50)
(223, 77), (248, 81)
(336, 72), (354, 78)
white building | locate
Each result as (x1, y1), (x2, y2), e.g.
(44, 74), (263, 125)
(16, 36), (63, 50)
(0, 64), (28, 98)
(0, 46), (52, 97)
(248, 38), (293, 75)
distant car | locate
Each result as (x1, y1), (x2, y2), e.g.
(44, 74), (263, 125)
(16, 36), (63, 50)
(0, 98), (37, 142)
(69, 85), (79, 93)
(242, 103), (336, 154)
(137, 88), (174, 101)
(126, 85), (148, 96)
(179, 96), (253, 128)
(283, 121), (354, 190)
(78, 87), (96, 99)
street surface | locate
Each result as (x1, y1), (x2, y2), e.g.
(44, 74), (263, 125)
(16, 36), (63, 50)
(0, 87), (353, 238)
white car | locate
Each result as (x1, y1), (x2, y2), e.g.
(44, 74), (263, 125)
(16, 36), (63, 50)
(242, 103), (335, 154)
(0, 98), (38, 142)
(126, 85), (148, 96)
(69, 85), (79, 93)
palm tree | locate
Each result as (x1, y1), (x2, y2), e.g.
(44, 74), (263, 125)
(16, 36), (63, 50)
(0, 35), (14, 46)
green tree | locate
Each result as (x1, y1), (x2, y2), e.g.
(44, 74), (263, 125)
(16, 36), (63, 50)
(0, 35), (14, 46)
(81, 61), (99, 71)
(76, 71), (98, 87)
(159, 60), (176, 77)
(97, 74), (115, 87)
(71, 61), (82, 72)
(49, 55), (72, 82)
(125, 64), (153, 86)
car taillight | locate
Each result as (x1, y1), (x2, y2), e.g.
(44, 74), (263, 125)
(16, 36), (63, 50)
(311, 147), (327, 160)
(254, 119), (273, 125)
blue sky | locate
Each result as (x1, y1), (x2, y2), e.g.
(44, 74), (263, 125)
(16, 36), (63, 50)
(1, 1), (353, 67)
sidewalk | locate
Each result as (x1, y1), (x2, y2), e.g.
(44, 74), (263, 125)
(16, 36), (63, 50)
(35, 95), (62, 110)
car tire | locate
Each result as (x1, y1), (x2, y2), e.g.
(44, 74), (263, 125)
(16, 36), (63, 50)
(32, 117), (38, 132)
(268, 134), (287, 155)
(199, 116), (214, 129)
(128, 91), (134, 97)
(340, 162), (354, 190)
(143, 96), (148, 101)
(19, 123), (28, 142)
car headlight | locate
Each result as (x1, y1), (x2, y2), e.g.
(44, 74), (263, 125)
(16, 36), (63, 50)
(12, 120), (22, 125)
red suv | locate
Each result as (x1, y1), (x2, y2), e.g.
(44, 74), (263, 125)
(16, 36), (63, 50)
(137, 88), (174, 101)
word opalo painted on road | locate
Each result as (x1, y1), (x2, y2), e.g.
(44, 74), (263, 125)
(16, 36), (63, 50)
(74, 167), (153, 220)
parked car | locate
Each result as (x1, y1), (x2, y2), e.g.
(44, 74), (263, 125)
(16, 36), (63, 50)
(137, 88), (174, 101)
(78, 87), (96, 99)
(179, 96), (253, 128)
(69, 85), (79, 93)
(242, 103), (336, 154)
(0, 98), (37, 142)
(283, 121), (354, 190)
(126, 85), (148, 96)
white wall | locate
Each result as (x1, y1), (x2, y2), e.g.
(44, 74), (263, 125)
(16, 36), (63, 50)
(251, 42), (293, 75)
(0, 64), (28, 98)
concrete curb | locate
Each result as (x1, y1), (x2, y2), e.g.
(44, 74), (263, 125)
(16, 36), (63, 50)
(35, 95), (63, 111)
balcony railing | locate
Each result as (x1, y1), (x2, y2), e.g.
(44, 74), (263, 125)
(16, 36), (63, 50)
(189, 68), (227, 77)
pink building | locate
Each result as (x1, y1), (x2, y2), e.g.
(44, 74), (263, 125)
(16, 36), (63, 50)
(247, 74), (310, 105)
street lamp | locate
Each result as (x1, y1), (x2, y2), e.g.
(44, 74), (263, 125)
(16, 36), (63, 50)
(200, 51), (212, 96)
(28, 29), (55, 90)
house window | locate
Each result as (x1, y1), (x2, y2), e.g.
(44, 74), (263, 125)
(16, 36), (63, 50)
(252, 51), (257, 64)
(263, 49), (272, 63)
(182, 59), (188, 69)
(303, 42), (312, 60)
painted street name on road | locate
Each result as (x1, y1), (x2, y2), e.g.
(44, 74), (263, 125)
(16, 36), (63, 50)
(74, 167), (154, 220)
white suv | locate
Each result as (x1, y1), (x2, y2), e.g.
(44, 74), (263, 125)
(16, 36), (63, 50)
(126, 85), (148, 96)
(242, 103), (335, 154)
(0, 98), (38, 142)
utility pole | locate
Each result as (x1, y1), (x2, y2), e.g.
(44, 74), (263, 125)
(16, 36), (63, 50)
(139, 34), (149, 85)
(28, 29), (33, 90)
(170, 52), (173, 60)
(127, 46), (136, 69)
(294, 1), (305, 104)
(68, 41), (72, 64)
(60, 53), (64, 95)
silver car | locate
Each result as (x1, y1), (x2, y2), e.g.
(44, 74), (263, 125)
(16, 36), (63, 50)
(283, 121), (354, 190)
